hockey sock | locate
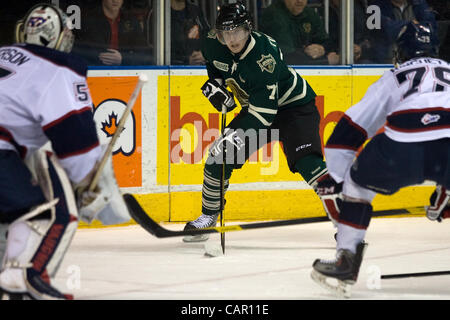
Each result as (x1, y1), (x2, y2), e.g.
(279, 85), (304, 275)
(336, 223), (366, 254)
(294, 154), (327, 186)
(201, 167), (230, 215)
(336, 201), (373, 253)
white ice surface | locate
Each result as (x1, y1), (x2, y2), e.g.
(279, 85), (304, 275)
(53, 217), (450, 300)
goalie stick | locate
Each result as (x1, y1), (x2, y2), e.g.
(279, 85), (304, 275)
(123, 193), (426, 238)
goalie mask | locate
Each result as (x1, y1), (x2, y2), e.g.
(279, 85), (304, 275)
(15, 3), (74, 53)
(215, 2), (252, 50)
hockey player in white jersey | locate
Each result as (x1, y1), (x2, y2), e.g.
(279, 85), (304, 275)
(0, 4), (130, 299)
(310, 22), (449, 297)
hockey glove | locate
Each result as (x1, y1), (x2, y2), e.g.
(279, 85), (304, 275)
(315, 173), (343, 226)
(201, 79), (236, 113)
(74, 146), (131, 225)
(426, 185), (450, 222)
(75, 183), (108, 224)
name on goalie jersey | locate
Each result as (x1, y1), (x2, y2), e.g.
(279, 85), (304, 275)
(0, 48), (30, 66)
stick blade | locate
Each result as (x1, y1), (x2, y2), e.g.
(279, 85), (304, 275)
(204, 242), (224, 258)
(123, 193), (161, 237)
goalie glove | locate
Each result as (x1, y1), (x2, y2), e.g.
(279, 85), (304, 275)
(426, 185), (450, 222)
(76, 189), (107, 223)
(74, 180), (107, 224)
(201, 79), (237, 113)
(314, 173), (343, 227)
(74, 145), (131, 225)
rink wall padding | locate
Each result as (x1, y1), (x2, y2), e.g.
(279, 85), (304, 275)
(78, 65), (433, 227)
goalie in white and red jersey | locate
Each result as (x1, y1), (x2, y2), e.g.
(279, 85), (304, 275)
(310, 22), (449, 298)
(0, 4), (130, 300)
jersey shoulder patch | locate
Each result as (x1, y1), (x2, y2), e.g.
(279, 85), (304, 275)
(248, 33), (280, 75)
(256, 53), (276, 73)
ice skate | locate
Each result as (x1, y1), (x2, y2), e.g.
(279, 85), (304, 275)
(311, 241), (368, 298)
(183, 213), (219, 242)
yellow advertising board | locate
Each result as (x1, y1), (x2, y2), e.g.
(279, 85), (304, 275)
(159, 75), (351, 186)
(156, 70), (433, 222)
(84, 68), (433, 225)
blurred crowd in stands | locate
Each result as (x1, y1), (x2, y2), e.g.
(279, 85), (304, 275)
(1, 0), (448, 66)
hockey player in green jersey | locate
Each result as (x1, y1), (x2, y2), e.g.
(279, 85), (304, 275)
(183, 2), (333, 241)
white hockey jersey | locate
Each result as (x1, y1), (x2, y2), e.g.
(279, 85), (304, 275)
(325, 57), (450, 182)
(0, 44), (102, 184)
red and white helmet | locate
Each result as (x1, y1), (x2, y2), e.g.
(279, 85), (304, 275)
(15, 3), (74, 53)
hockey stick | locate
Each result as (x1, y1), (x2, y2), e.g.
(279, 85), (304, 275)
(123, 193), (425, 238)
(381, 270), (450, 279)
(219, 105), (227, 254)
(88, 74), (148, 192)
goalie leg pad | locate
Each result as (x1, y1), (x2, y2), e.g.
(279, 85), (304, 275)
(33, 152), (79, 278)
(0, 152), (78, 299)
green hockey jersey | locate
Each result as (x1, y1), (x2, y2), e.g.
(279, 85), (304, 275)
(202, 29), (317, 128)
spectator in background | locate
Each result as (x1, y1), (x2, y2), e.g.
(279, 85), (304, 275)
(368, 0), (438, 64)
(327, 0), (374, 64)
(427, 0), (450, 61)
(126, 0), (152, 34)
(259, 0), (332, 65)
(0, 0), (38, 46)
(169, 0), (209, 65)
(73, 0), (152, 65)
(427, 0), (450, 20)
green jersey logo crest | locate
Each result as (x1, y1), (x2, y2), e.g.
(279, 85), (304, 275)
(257, 54), (276, 74)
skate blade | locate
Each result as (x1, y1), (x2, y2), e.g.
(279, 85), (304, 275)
(310, 269), (353, 299)
(182, 234), (210, 243)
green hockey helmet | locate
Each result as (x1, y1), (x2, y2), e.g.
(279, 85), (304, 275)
(215, 2), (252, 45)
